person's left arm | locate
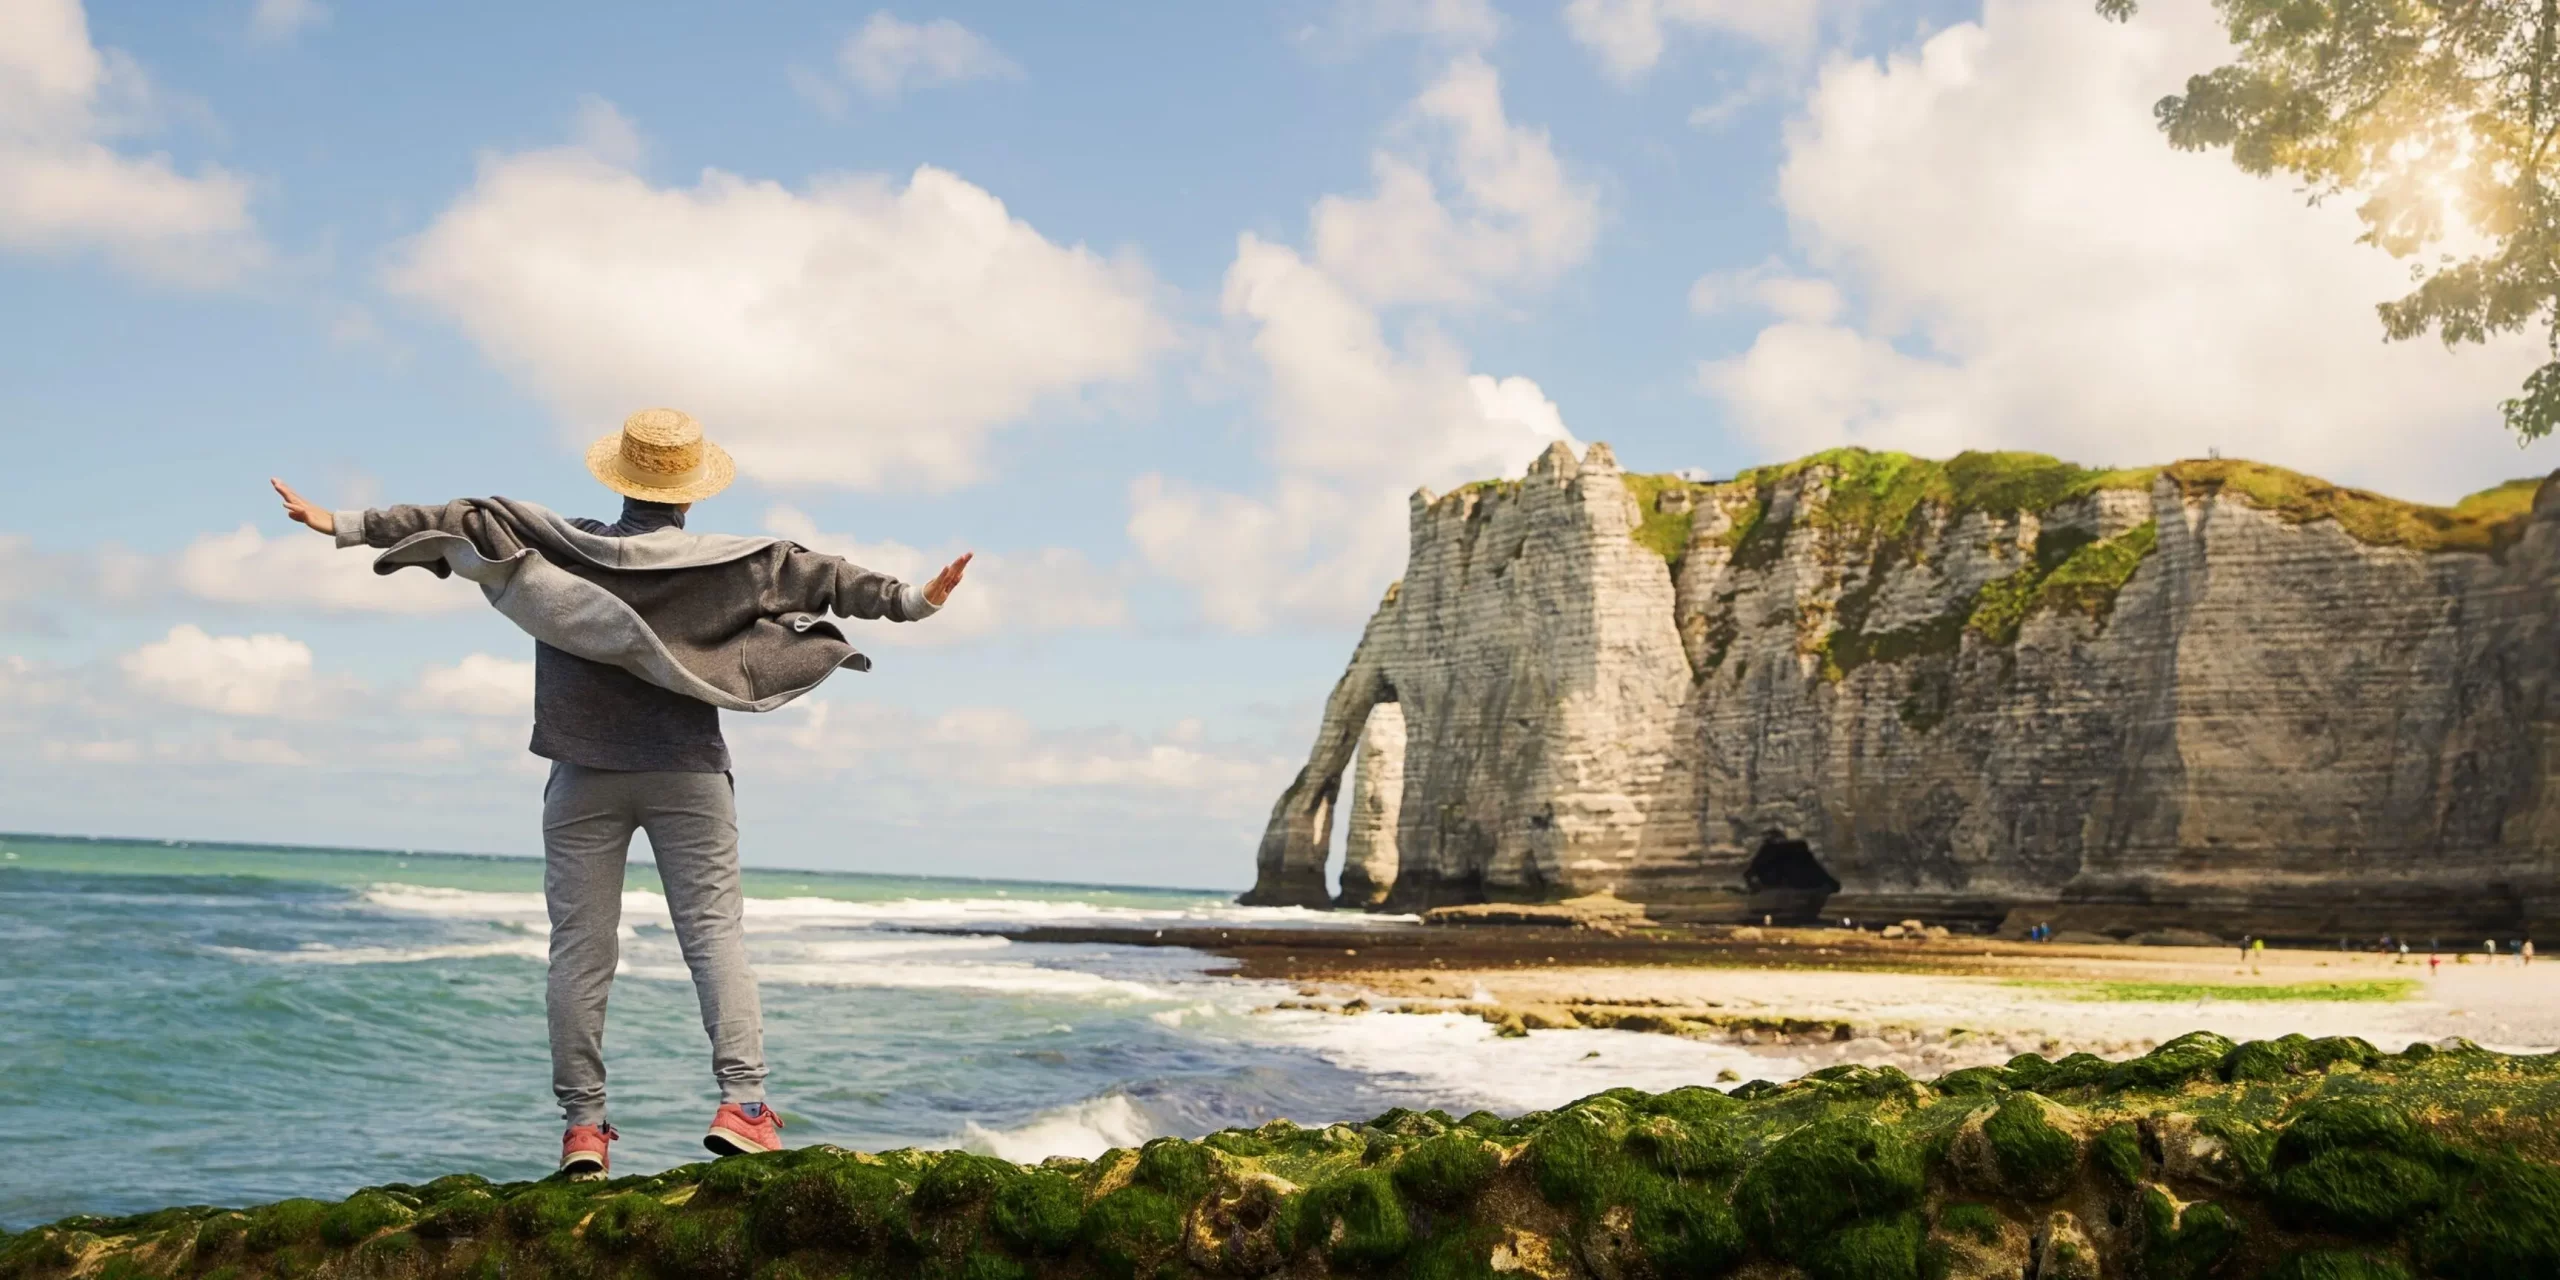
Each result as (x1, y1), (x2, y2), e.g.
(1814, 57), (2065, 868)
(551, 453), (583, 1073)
(777, 546), (972, 622)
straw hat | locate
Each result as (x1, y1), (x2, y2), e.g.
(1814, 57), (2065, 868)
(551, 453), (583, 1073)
(586, 408), (735, 503)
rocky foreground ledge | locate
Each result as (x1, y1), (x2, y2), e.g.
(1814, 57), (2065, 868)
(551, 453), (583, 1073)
(7, 1035), (2557, 1280)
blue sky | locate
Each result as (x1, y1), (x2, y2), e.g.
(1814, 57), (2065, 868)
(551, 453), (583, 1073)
(2, 0), (2548, 887)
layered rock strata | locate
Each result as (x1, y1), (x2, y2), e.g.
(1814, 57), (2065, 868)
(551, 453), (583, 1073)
(1241, 444), (2560, 938)
(11, 1037), (2552, 1280)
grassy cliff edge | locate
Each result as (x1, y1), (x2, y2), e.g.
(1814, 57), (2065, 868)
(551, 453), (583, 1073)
(7, 1036), (2554, 1280)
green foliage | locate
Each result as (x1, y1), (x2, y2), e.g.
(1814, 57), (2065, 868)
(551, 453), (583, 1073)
(1631, 1186), (1745, 1277)
(2262, 1251), (2413, 1280)
(2414, 1157), (2560, 1280)
(647, 1207), (751, 1280)
(2106, 1031), (2239, 1091)
(914, 1152), (1017, 1214)
(499, 1183), (591, 1238)
(1526, 1104), (1633, 1214)
(411, 1189), (496, 1239)
(1078, 1185), (1185, 1280)
(1622, 473), (1715, 565)
(243, 1199), (330, 1253)
(1982, 1094), (2081, 1199)
(2097, 0), (2560, 441)
(2022, 978), (2418, 1003)
(2168, 460), (2538, 554)
(1391, 1131), (1502, 1207)
(1296, 1168), (1411, 1269)
(585, 1192), (665, 1253)
(988, 1169), (1082, 1257)
(747, 1157), (911, 1255)
(1133, 1137), (1213, 1202)
(1626, 1112), (1743, 1179)
(2095, 1122), (2147, 1186)
(1801, 1210), (1924, 1280)
(1938, 1201), (2003, 1245)
(1733, 1115), (1925, 1260)
(318, 1191), (412, 1247)
(2035, 521), (2157, 619)
(2141, 1190), (2246, 1280)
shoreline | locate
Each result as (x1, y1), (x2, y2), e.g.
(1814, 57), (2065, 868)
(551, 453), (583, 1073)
(980, 919), (2560, 1077)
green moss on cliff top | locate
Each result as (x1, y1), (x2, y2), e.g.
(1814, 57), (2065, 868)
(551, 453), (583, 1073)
(12, 1039), (2559, 1280)
(2168, 460), (2542, 555)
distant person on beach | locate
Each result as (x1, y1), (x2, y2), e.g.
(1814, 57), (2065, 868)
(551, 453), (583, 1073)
(271, 409), (969, 1181)
(2527, 940), (2537, 965)
(2429, 952), (2441, 976)
(2249, 937), (2265, 971)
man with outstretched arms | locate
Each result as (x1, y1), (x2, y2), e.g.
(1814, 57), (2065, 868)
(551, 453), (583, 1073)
(270, 409), (970, 1179)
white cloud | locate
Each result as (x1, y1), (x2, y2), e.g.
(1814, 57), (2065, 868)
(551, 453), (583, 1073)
(1564, 0), (1851, 82)
(0, 0), (264, 282)
(173, 524), (477, 615)
(1129, 57), (1589, 630)
(248, 0), (327, 44)
(213, 729), (304, 765)
(119, 624), (342, 718)
(762, 506), (1127, 642)
(1699, 0), (2550, 501)
(42, 737), (138, 763)
(1311, 54), (1596, 308)
(838, 12), (1019, 100)
(406, 654), (534, 718)
(1690, 260), (1842, 323)
(388, 115), (1168, 493)
(1322, 0), (1503, 48)
(735, 698), (1292, 811)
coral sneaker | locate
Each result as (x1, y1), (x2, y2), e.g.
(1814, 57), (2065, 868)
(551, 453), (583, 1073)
(705, 1102), (784, 1157)
(559, 1122), (618, 1181)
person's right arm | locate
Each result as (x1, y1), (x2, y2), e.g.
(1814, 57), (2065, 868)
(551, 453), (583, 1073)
(271, 479), (498, 548)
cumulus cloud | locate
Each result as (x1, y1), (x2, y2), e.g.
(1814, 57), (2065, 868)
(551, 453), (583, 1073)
(1698, 0), (2549, 502)
(248, 0), (327, 44)
(762, 506), (1126, 642)
(1564, 0), (1853, 82)
(1310, 55), (1596, 308)
(406, 654), (534, 719)
(0, 0), (264, 282)
(1318, 0), (1503, 49)
(736, 698), (1291, 813)
(118, 624), (344, 718)
(173, 524), (476, 615)
(1129, 56), (1590, 630)
(388, 111), (1168, 493)
(836, 12), (1019, 100)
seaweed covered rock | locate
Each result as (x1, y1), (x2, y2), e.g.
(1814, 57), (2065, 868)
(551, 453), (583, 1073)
(6, 1036), (2558, 1280)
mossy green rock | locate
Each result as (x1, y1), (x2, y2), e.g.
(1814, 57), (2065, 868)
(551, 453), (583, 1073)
(7, 1036), (2559, 1279)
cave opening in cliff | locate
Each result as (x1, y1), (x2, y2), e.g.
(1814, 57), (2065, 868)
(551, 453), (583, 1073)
(1745, 835), (1840, 924)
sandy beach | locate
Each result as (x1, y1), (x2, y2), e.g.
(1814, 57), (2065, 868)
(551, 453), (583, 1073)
(990, 919), (2560, 1080)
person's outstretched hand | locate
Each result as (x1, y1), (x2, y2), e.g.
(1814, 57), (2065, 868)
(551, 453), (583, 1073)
(270, 479), (336, 536)
(925, 552), (973, 608)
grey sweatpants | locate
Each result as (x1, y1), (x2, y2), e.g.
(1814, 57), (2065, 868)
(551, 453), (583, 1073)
(543, 761), (766, 1126)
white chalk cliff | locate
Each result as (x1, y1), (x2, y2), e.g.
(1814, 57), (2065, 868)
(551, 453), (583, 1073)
(1240, 443), (2560, 938)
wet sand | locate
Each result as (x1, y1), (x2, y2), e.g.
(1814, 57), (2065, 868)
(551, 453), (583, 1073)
(988, 921), (2560, 1078)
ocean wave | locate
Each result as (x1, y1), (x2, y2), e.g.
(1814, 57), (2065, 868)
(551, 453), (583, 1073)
(959, 1093), (1156, 1162)
(649, 960), (1172, 1002)
(210, 939), (552, 966)
(355, 882), (1414, 935)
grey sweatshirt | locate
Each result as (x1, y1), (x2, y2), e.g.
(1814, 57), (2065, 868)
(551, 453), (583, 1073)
(338, 496), (935, 772)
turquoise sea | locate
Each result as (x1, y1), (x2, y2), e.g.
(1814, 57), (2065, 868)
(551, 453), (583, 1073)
(0, 834), (1773, 1229)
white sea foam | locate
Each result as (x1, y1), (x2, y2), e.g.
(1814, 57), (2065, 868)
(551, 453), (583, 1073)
(960, 1093), (1156, 1162)
(212, 938), (552, 966)
(354, 883), (1413, 935)
(708, 961), (1169, 1002)
(1238, 1008), (1808, 1115)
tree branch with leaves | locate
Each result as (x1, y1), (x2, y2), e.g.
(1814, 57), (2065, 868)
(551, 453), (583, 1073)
(2102, 0), (2560, 439)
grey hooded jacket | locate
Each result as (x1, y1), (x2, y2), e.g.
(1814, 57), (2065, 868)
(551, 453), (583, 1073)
(336, 496), (935, 771)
